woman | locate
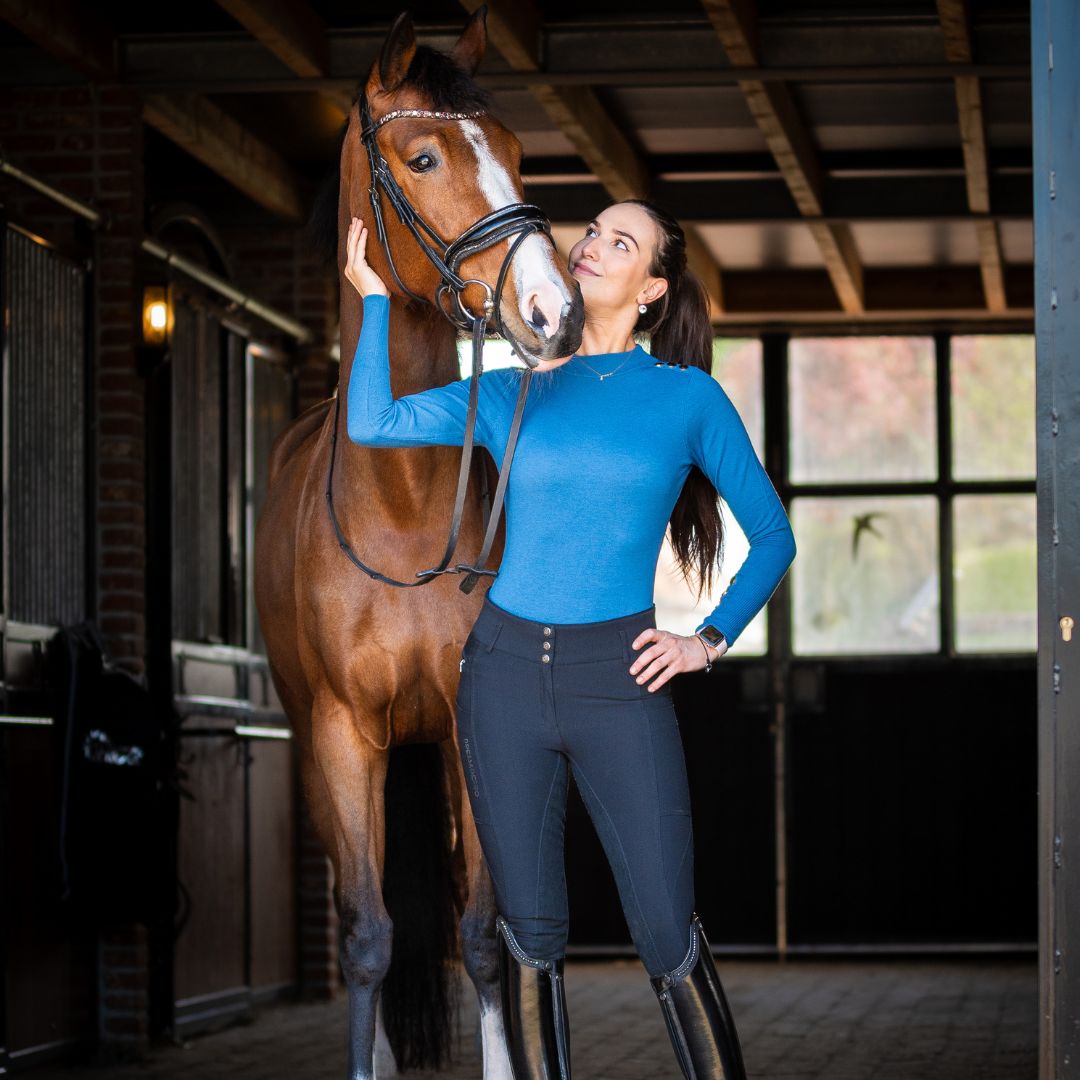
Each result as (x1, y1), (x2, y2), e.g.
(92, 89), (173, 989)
(346, 198), (796, 1080)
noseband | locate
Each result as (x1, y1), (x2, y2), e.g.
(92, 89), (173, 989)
(326, 94), (558, 593)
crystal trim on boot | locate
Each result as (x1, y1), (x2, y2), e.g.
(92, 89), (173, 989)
(496, 915), (571, 1080)
(649, 913), (748, 1080)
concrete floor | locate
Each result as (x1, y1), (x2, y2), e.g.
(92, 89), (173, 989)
(35, 955), (1038, 1080)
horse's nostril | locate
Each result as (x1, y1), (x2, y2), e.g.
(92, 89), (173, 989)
(523, 287), (565, 341)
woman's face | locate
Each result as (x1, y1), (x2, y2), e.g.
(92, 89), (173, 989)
(567, 203), (669, 316)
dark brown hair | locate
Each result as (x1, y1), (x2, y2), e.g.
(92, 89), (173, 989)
(619, 197), (726, 606)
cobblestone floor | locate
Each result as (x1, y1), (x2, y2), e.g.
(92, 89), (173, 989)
(34, 955), (1037, 1080)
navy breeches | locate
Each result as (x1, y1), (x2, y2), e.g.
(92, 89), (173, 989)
(454, 594), (695, 978)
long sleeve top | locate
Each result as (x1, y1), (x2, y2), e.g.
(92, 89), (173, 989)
(347, 293), (796, 647)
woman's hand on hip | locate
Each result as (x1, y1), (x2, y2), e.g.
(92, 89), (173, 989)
(345, 215), (390, 299)
(629, 628), (728, 691)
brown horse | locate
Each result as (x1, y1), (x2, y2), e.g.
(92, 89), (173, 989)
(254, 9), (583, 1079)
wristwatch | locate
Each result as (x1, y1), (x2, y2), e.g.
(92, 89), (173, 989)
(695, 624), (726, 673)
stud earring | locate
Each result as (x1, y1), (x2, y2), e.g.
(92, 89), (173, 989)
(638, 303), (648, 314)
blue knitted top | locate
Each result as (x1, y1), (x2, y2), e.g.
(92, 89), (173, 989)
(347, 294), (796, 647)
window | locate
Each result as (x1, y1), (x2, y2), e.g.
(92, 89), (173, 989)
(791, 495), (940, 654)
(171, 286), (294, 651)
(789, 333), (1035, 656)
(951, 335), (1036, 480)
(655, 338), (767, 653)
(457, 336), (527, 375)
(2, 226), (89, 629)
(950, 334), (1037, 652)
(247, 346), (293, 655)
(171, 294), (238, 645)
(789, 335), (936, 484)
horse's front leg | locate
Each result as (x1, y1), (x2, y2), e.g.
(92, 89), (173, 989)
(310, 694), (395, 1080)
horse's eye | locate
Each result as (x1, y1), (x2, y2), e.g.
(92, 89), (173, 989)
(409, 153), (437, 173)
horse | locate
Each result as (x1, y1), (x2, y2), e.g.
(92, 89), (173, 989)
(253, 9), (584, 1079)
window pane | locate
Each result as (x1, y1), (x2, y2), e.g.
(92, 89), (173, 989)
(789, 336), (936, 483)
(250, 352), (293, 655)
(713, 338), (764, 458)
(953, 494), (1036, 653)
(457, 336), (526, 376)
(791, 495), (940, 655)
(951, 335), (1036, 480)
(655, 340), (766, 654)
(172, 300), (224, 643)
(655, 518), (766, 655)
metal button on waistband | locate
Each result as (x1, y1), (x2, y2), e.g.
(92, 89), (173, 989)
(541, 654), (551, 663)
(543, 626), (552, 636)
(543, 641), (551, 650)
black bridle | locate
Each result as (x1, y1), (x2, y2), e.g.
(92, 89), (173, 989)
(326, 94), (558, 594)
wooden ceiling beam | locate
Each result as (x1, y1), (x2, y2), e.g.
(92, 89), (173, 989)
(0, 0), (113, 80)
(532, 171), (1033, 226)
(104, 55), (1032, 95)
(210, 0), (353, 117)
(701, 0), (865, 314)
(684, 228), (725, 316)
(458, 0), (725, 318)
(143, 94), (306, 222)
(528, 84), (651, 204)
(720, 264), (1032, 318)
(936, 0), (1007, 312)
(0, 0), (309, 222)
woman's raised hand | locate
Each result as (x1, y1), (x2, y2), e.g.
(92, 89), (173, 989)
(345, 215), (390, 299)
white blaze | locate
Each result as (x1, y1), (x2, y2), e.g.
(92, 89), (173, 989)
(458, 119), (571, 339)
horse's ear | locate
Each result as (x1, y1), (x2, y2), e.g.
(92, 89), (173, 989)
(375, 10), (417, 93)
(450, 5), (488, 77)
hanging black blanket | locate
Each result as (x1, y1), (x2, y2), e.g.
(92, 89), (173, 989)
(43, 621), (177, 927)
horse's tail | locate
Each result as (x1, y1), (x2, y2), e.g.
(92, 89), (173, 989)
(381, 740), (461, 1070)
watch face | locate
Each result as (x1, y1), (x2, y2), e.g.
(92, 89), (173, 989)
(699, 625), (725, 647)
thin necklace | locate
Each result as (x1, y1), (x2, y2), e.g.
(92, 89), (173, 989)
(570, 348), (639, 381)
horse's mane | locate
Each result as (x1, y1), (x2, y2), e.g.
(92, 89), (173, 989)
(307, 44), (495, 267)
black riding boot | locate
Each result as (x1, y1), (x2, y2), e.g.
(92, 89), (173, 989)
(649, 913), (748, 1080)
(496, 914), (572, 1080)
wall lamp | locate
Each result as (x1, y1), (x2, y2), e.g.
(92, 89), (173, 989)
(141, 285), (173, 347)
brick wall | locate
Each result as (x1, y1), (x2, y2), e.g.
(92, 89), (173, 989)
(1, 84), (147, 677)
(1, 84), (345, 1053)
(222, 223), (339, 410)
(0, 83), (151, 1058)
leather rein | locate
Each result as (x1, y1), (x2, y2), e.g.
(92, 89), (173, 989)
(325, 94), (555, 594)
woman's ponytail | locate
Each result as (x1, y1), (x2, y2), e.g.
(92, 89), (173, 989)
(617, 198), (726, 604)
(645, 267), (714, 374)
